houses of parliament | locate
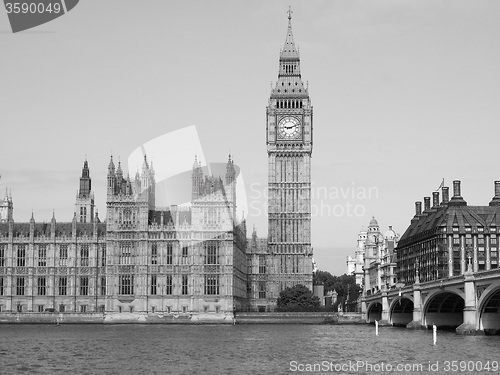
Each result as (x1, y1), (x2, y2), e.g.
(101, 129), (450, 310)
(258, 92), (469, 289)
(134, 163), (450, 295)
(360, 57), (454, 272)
(0, 11), (314, 317)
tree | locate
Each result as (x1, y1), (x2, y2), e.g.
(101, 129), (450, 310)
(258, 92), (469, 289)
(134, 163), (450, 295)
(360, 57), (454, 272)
(313, 271), (362, 312)
(276, 284), (321, 312)
(313, 270), (337, 292)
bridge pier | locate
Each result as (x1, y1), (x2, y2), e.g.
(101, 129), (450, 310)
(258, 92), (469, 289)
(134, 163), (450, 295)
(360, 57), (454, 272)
(379, 291), (390, 325)
(456, 271), (479, 335)
(406, 280), (424, 329)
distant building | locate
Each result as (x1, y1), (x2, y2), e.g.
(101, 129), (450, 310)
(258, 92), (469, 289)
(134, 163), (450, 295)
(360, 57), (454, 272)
(396, 181), (500, 284)
(348, 226), (368, 285)
(346, 255), (355, 276)
(347, 218), (399, 295)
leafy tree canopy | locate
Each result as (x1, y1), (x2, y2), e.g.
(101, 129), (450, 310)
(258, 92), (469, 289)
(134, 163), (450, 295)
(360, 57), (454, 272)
(276, 284), (321, 312)
(313, 271), (361, 303)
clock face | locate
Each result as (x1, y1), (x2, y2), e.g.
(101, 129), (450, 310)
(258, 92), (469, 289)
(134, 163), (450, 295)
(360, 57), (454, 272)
(278, 116), (301, 140)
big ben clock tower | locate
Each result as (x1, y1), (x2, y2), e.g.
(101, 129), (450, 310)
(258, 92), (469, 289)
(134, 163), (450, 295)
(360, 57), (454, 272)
(267, 8), (313, 297)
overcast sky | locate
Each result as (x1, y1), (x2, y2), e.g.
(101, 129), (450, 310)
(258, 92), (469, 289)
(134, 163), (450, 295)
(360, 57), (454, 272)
(1, 1), (500, 275)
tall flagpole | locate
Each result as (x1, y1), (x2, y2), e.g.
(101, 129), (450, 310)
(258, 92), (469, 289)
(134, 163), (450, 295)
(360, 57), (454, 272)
(435, 178), (444, 192)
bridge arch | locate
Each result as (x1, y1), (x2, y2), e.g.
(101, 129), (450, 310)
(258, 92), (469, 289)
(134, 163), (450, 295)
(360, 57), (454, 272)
(478, 283), (500, 335)
(367, 302), (382, 323)
(389, 297), (414, 327)
(423, 291), (464, 330)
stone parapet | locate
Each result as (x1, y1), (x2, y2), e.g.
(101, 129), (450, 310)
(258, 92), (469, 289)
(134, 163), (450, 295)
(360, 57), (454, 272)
(235, 312), (364, 324)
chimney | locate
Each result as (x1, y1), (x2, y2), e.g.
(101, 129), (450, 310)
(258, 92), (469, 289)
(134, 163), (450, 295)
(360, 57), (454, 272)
(432, 192), (440, 208)
(442, 187), (449, 204)
(424, 197), (431, 212)
(489, 181), (500, 206)
(453, 180), (461, 198)
(449, 180), (467, 206)
(415, 201), (422, 216)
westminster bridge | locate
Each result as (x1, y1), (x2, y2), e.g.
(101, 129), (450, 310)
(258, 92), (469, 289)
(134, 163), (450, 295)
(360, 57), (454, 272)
(361, 267), (500, 335)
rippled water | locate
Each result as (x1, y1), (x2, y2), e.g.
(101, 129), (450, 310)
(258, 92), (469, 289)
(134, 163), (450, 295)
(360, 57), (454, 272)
(0, 324), (499, 374)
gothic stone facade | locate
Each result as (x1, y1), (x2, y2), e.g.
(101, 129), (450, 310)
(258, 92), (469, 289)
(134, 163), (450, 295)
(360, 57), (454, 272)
(0, 11), (315, 314)
(347, 218), (399, 295)
(0, 156), (247, 315)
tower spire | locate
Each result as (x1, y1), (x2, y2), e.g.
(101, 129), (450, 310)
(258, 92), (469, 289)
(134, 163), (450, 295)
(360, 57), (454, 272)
(282, 6), (298, 59)
(271, 8), (306, 98)
(108, 154), (115, 172)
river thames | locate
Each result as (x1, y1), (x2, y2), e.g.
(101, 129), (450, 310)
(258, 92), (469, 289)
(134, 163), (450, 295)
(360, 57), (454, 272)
(0, 324), (498, 374)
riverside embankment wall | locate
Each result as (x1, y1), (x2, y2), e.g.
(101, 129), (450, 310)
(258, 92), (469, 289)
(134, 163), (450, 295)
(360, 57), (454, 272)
(0, 312), (365, 324)
(235, 312), (365, 324)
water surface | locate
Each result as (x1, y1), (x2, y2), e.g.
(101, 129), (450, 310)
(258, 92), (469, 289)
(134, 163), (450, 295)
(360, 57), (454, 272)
(0, 324), (498, 374)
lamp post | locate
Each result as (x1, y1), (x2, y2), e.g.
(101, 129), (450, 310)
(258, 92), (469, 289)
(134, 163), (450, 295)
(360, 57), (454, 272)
(466, 250), (473, 273)
(395, 282), (405, 305)
(346, 284), (350, 312)
(415, 258), (420, 284)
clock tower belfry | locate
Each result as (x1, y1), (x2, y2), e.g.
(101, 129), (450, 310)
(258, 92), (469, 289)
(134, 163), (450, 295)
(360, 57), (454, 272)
(267, 8), (313, 296)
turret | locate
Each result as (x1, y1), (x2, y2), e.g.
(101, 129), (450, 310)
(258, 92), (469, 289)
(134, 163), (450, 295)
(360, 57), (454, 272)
(51, 211), (56, 237)
(225, 154), (236, 185)
(141, 154), (149, 191)
(251, 225), (258, 245)
(126, 175), (132, 196)
(116, 160), (123, 179)
(79, 159), (91, 198)
(107, 155), (116, 195)
(75, 158), (94, 223)
(0, 187), (13, 223)
(138, 155), (155, 207)
(148, 160), (155, 208)
(239, 210), (246, 233)
(72, 211), (77, 237)
(191, 155), (203, 200)
(225, 154), (237, 221)
(30, 212), (35, 237)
